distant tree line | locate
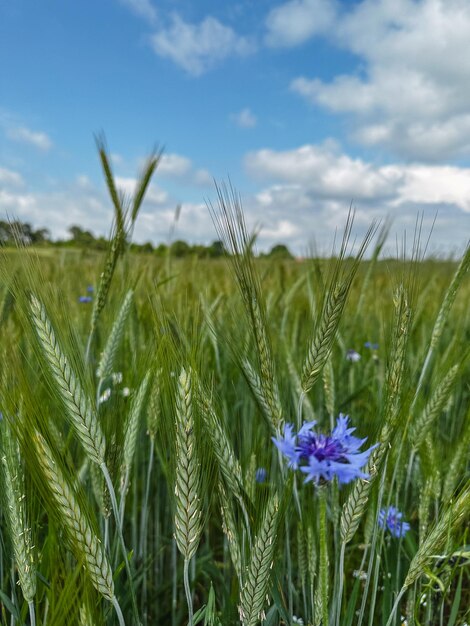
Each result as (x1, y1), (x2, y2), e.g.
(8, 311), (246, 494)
(0, 220), (294, 259)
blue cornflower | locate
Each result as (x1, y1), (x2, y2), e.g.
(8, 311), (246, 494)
(378, 506), (410, 538)
(272, 414), (377, 485)
(364, 341), (379, 350)
(255, 468), (267, 483)
(86, 285), (94, 293)
(78, 296), (92, 303)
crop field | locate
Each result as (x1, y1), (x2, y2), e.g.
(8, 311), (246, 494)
(0, 160), (469, 626)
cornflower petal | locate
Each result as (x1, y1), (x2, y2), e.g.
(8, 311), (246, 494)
(272, 423), (301, 469)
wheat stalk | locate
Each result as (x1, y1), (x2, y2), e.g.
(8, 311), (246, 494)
(174, 368), (202, 561)
(341, 287), (411, 545)
(239, 492), (280, 626)
(301, 281), (348, 394)
(119, 370), (151, 521)
(410, 363), (460, 449)
(442, 406), (470, 502)
(412, 243), (470, 404)
(210, 183), (282, 429)
(198, 383), (244, 499)
(0, 426), (36, 606)
(33, 433), (122, 616)
(219, 483), (243, 582)
(30, 294), (106, 467)
(96, 289), (134, 381)
(386, 483), (470, 626)
(174, 368), (203, 626)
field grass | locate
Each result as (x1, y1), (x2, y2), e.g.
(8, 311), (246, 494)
(0, 163), (469, 626)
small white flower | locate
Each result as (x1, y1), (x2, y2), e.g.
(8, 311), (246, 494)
(346, 349), (361, 362)
(99, 388), (111, 403)
(292, 617), (304, 625)
(122, 387), (130, 397)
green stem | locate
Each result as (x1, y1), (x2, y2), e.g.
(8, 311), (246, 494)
(385, 588), (406, 626)
(297, 391), (305, 429)
(319, 486), (329, 626)
(111, 595), (126, 626)
(285, 517), (293, 620)
(100, 462), (141, 625)
(139, 437), (155, 558)
(334, 542), (346, 626)
(28, 601), (36, 626)
(183, 558), (194, 626)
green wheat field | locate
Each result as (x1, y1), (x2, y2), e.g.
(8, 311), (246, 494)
(0, 147), (469, 626)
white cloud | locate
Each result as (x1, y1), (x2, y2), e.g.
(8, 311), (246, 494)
(245, 142), (470, 213)
(243, 141), (470, 252)
(132, 201), (215, 244)
(396, 165), (470, 213)
(245, 142), (402, 200)
(261, 219), (300, 239)
(265, 0), (337, 47)
(149, 14), (255, 76)
(231, 108), (257, 128)
(0, 167), (23, 187)
(193, 169), (212, 186)
(290, 0), (470, 160)
(151, 152), (212, 186)
(6, 126), (52, 151)
(0, 186), (111, 240)
(115, 176), (168, 204)
(158, 154), (192, 177)
(117, 0), (157, 23)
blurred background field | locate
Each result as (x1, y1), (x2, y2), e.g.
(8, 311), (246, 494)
(0, 226), (469, 625)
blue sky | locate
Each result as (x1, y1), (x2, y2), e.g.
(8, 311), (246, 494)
(1, 0), (470, 255)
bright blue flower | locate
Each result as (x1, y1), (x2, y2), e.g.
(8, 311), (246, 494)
(378, 506), (410, 538)
(272, 415), (377, 485)
(364, 341), (379, 350)
(78, 296), (92, 303)
(86, 285), (94, 293)
(255, 468), (267, 483)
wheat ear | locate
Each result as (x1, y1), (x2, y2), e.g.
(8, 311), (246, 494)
(242, 357), (281, 432)
(119, 370), (151, 522)
(412, 243), (470, 404)
(96, 289), (134, 381)
(198, 383), (244, 499)
(174, 368), (203, 626)
(174, 368), (202, 560)
(410, 363), (460, 448)
(210, 183), (282, 428)
(1, 426), (36, 607)
(239, 493), (280, 626)
(442, 406), (470, 502)
(301, 281), (349, 394)
(386, 483), (470, 626)
(30, 294), (106, 467)
(33, 433), (126, 623)
(219, 483), (243, 581)
(139, 369), (161, 557)
(301, 219), (375, 396)
(341, 287), (411, 544)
